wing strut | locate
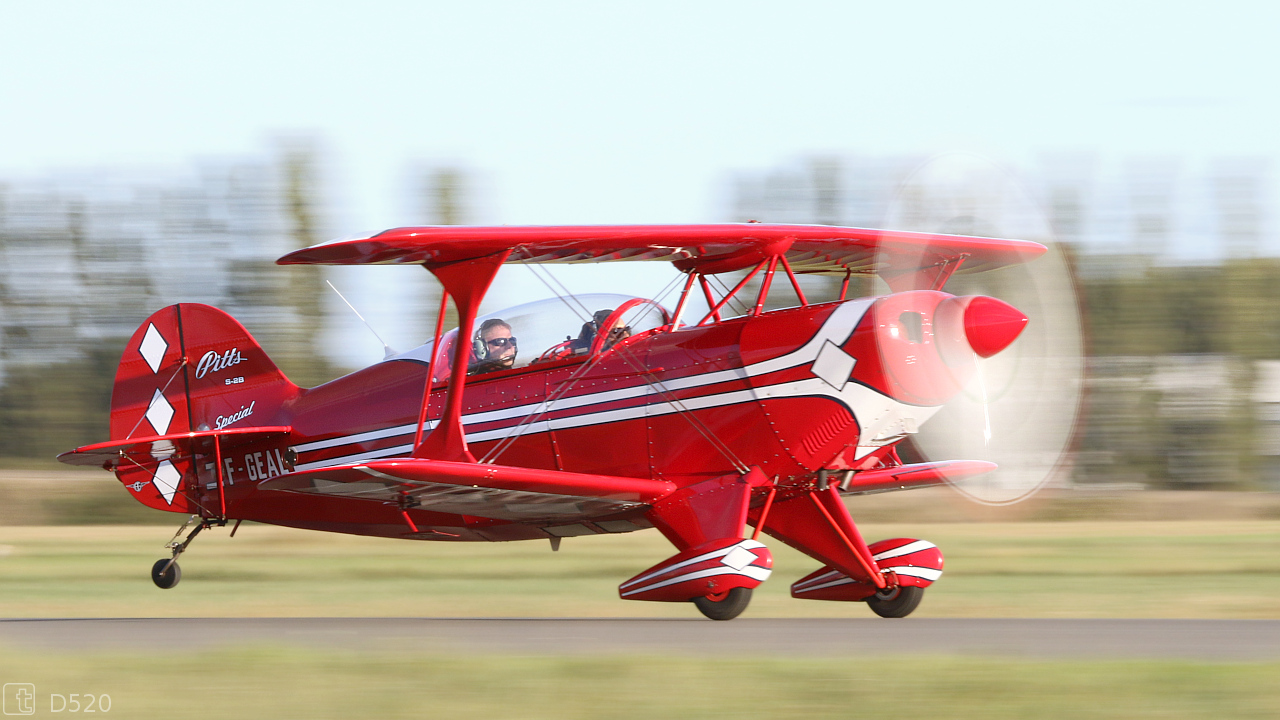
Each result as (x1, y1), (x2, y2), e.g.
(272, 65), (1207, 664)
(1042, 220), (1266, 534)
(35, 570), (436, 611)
(412, 250), (510, 462)
(412, 289), (450, 450)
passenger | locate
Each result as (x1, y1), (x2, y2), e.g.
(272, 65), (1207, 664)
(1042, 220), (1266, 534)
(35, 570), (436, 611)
(569, 309), (632, 352)
(569, 309), (615, 353)
(468, 318), (518, 375)
(602, 316), (631, 349)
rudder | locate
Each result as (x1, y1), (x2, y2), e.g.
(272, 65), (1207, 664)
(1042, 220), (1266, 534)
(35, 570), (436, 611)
(109, 304), (300, 512)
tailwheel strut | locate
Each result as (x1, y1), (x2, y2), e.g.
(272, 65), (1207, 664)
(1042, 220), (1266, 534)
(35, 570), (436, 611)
(152, 514), (218, 589)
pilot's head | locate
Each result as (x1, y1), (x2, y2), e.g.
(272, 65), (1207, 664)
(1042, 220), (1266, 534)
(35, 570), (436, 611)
(477, 319), (517, 368)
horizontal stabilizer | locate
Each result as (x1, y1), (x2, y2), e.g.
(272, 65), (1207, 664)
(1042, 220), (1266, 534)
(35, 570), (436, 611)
(57, 426), (293, 468)
(843, 460), (997, 494)
(258, 459), (676, 523)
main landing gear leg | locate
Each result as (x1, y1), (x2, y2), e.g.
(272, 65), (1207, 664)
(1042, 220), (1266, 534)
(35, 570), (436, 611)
(626, 469), (775, 621)
(151, 515), (209, 589)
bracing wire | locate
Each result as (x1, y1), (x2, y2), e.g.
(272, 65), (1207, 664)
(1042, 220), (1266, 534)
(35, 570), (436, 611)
(648, 272), (685, 311)
(124, 358), (189, 440)
(479, 348), (609, 464)
(482, 258), (750, 473)
(607, 342), (750, 473)
(326, 280), (397, 358)
(516, 247), (594, 322)
(710, 273), (753, 316)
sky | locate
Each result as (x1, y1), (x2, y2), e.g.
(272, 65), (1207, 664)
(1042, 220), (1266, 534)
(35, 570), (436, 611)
(5, 2), (1280, 226)
(4, 1), (1280, 364)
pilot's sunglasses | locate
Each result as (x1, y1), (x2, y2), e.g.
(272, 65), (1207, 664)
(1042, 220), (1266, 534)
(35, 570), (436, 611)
(487, 337), (518, 348)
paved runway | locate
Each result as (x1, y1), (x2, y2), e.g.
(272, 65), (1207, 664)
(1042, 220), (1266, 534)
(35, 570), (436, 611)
(2, 618), (1279, 659)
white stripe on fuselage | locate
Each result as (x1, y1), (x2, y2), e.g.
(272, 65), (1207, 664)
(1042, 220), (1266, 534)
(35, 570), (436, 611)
(291, 299), (937, 471)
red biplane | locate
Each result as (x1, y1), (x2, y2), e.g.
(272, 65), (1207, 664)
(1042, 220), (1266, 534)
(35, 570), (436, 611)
(59, 224), (1049, 620)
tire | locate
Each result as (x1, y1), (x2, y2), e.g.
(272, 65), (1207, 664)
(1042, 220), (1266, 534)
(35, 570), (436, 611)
(151, 559), (181, 590)
(693, 587), (752, 621)
(866, 585), (923, 618)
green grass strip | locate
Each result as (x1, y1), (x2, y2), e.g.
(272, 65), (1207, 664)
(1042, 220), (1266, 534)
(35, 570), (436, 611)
(2, 648), (1280, 719)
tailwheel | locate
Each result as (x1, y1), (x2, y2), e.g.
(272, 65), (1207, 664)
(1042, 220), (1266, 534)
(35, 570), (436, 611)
(151, 514), (208, 589)
(151, 559), (181, 589)
(693, 587), (752, 621)
(866, 585), (924, 618)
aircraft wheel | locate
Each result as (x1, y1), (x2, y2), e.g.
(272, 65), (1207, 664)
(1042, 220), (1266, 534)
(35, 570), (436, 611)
(151, 559), (181, 590)
(693, 587), (752, 621)
(866, 585), (923, 618)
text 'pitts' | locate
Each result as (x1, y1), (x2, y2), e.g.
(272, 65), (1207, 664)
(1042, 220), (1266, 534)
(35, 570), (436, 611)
(196, 348), (244, 379)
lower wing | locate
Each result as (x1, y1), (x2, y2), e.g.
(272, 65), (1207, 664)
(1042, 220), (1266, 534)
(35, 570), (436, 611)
(257, 458), (676, 524)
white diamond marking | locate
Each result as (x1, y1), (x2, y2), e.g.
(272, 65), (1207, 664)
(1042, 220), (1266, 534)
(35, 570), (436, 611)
(721, 545), (757, 571)
(145, 389), (175, 435)
(139, 323), (169, 374)
(152, 460), (182, 504)
(811, 340), (857, 391)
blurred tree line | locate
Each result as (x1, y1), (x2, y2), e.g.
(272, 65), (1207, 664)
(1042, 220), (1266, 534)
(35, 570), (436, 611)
(5, 148), (1280, 491)
(0, 143), (467, 465)
(1073, 255), (1280, 489)
(0, 140), (333, 461)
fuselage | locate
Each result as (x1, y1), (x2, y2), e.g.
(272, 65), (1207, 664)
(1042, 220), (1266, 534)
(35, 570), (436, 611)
(173, 292), (966, 541)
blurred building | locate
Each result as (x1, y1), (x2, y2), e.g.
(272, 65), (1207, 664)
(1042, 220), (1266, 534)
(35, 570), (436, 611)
(0, 149), (488, 458)
(0, 146), (351, 461)
(1253, 360), (1280, 489)
(0, 159), (319, 382)
(1079, 355), (1249, 488)
(727, 155), (924, 228)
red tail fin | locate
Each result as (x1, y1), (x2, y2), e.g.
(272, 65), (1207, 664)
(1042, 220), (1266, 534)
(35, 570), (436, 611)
(106, 304), (300, 512)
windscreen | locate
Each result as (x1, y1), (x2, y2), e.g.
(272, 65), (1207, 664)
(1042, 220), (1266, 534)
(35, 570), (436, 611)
(391, 294), (670, 381)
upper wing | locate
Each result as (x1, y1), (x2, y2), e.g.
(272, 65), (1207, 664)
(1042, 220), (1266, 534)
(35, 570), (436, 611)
(276, 224), (1045, 277)
(258, 458), (676, 523)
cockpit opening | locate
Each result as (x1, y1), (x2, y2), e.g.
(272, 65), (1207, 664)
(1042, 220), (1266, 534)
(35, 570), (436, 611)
(390, 293), (671, 382)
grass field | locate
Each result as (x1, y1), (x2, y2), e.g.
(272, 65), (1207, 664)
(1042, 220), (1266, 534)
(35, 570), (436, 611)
(4, 470), (1280, 619)
(2, 520), (1279, 619)
(2, 649), (1279, 719)
(4, 489), (1280, 717)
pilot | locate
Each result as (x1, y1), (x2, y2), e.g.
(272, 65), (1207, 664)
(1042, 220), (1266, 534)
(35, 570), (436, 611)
(468, 318), (518, 375)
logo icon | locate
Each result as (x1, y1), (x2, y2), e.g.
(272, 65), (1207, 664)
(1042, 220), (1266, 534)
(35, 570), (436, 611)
(3, 684), (35, 715)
